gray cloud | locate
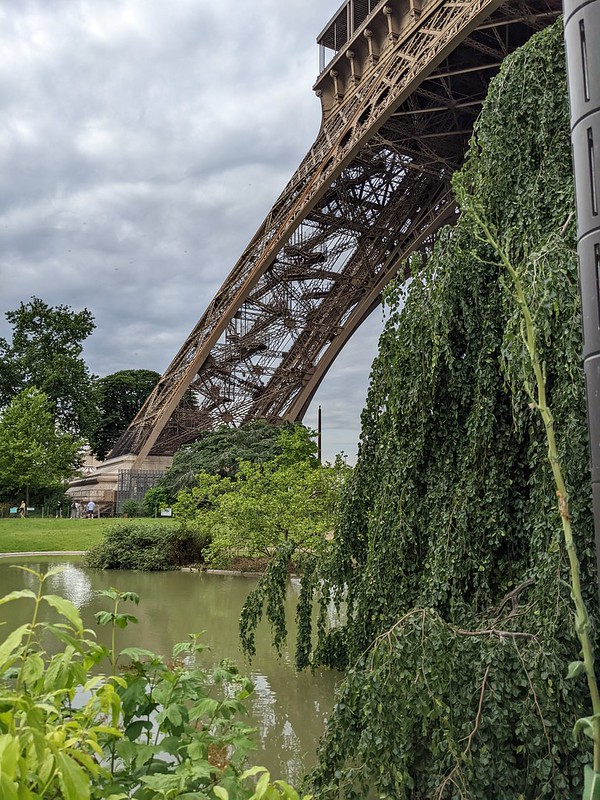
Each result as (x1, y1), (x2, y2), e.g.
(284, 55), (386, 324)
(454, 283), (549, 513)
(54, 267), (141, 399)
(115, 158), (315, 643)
(0, 0), (384, 463)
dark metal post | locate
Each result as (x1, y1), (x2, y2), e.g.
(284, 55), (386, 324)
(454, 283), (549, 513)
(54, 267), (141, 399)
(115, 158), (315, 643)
(564, 0), (600, 585)
(317, 405), (322, 464)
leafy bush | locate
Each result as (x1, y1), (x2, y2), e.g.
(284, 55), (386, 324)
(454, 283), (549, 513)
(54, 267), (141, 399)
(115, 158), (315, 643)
(158, 422), (316, 500)
(0, 569), (311, 799)
(120, 498), (141, 518)
(173, 430), (349, 568)
(142, 486), (170, 517)
(85, 522), (207, 570)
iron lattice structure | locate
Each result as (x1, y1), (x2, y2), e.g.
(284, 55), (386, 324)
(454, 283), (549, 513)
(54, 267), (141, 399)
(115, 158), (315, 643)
(116, 470), (166, 513)
(111, 0), (562, 464)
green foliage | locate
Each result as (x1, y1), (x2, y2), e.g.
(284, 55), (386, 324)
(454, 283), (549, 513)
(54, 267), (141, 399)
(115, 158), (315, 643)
(454, 160), (600, 781)
(271, 426), (319, 467)
(0, 388), (83, 500)
(158, 422), (314, 500)
(121, 499), (142, 518)
(240, 21), (597, 798)
(239, 542), (297, 659)
(142, 486), (170, 518)
(174, 451), (349, 568)
(90, 369), (160, 460)
(0, 570), (309, 799)
(0, 297), (97, 437)
(85, 522), (206, 571)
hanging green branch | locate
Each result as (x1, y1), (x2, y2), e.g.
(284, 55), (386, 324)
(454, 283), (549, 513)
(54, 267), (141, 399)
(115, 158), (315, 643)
(306, 20), (596, 797)
(455, 176), (600, 793)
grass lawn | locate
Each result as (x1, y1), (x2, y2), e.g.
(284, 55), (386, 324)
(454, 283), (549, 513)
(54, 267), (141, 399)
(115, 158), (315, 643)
(0, 517), (175, 554)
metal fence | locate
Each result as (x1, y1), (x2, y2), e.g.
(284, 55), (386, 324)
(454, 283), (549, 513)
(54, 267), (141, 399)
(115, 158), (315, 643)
(116, 469), (165, 514)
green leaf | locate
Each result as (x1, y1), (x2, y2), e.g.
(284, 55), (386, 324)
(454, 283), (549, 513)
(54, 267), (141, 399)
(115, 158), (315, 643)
(584, 766), (600, 800)
(253, 771), (271, 799)
(189, 697), (220, 720)
(17, 782), (35, 800)
(42, 595), (83, 632)
(43, 566), (69, 579)
(157, 735), (180, 756)
(240, 766), (268, 782)
(139, 773), (180, 792)
(123, 719), (151, 741)
(213, 788), (229, 800)
(0, 773), (18, 800)
(165, 704), (183, 727)
(10, 566), (43, 578)
(120, 591), (140, 605)
(120, 678), (150, 719)
(273, 781), (300, 800)
(20, 652), (44, 686)
(94, 611), (114, 626)
(119, 647), (160, 661)
(0, 734), (19, 778)
(113, 613), (138, 629)
(0, 589), (37, 606)
(567, 660), (585, 679)
(96, 588), (119, 600)
(574, 715), (600, 741)
(0, 624), (29, 671)
(56, 752), (90, 800)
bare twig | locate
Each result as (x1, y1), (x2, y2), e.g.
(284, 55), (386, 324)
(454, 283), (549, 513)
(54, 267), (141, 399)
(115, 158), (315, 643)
(513, 643), (558, 793)
(460, 665), (491, 751)
(489, 578), (535, 619)
(453, 627), (536, 641)
(434, 666), (491, 800)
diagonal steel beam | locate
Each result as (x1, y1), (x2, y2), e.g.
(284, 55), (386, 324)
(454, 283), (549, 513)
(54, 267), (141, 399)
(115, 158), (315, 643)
(108, 0), (562, 463)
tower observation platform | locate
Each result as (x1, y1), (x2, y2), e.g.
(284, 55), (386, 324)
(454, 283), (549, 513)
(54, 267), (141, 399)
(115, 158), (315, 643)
(96, 0), (562, 476)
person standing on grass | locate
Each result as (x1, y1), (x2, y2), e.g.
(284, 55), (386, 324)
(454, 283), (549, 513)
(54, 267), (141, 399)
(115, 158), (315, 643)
(86, 499), (95, 519)
(18, 500), (26, 518)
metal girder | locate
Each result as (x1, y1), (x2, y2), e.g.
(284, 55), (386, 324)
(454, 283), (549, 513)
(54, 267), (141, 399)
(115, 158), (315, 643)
(109, 0), (562, 463)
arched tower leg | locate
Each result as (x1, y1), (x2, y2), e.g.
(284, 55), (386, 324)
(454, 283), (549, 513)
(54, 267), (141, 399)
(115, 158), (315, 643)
(109, 0), (562, 465)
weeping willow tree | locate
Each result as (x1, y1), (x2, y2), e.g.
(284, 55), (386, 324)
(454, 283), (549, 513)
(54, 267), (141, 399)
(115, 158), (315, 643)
(240, 20), (598, 798)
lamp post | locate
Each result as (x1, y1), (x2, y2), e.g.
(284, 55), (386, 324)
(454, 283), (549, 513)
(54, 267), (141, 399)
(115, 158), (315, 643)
(563, 0), (600, 588)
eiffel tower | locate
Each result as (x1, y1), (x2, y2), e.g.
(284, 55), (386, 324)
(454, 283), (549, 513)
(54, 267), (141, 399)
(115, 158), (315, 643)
(104, 0), (561, 471)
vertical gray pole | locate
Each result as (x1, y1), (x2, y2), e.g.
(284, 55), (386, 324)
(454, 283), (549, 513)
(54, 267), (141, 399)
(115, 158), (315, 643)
(564, 0), (600, 585)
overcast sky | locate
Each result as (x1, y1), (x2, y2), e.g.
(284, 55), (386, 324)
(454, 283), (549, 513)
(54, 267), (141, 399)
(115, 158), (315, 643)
(0, 0), (386, 462)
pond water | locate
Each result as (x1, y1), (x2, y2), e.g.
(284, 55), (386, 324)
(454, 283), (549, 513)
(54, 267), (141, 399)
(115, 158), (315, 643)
(0, 557), (338, 784)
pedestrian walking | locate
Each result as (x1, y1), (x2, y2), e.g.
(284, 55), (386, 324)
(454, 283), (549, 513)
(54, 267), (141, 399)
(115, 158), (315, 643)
(86, 499), (96, 519)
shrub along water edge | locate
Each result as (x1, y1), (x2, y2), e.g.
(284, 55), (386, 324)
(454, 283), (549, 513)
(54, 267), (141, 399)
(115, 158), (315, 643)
(84, 522), (208, 571)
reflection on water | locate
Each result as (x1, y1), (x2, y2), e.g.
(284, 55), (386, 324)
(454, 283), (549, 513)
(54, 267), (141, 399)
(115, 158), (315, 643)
(252, 673), (277, 742)
(0, 557), (338, 781)
(46, 562), (96, 608)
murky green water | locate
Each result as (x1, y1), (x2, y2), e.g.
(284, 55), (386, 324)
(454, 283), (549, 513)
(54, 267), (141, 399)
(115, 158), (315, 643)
(0, 557), (338, 784)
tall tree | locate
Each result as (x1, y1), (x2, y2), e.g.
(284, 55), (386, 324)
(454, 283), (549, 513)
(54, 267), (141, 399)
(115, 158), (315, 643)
(0, 388), (82, 500)
(174, 444), (349, 567)
(0, 297), (97, 437)
(90, 369), (160, 460)
(158, 421), (315, 499)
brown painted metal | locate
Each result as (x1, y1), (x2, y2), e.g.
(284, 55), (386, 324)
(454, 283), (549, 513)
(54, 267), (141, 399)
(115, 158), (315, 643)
(109, 0), (562, 464)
